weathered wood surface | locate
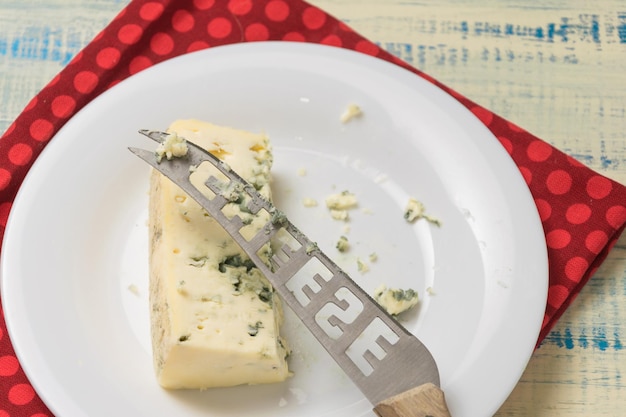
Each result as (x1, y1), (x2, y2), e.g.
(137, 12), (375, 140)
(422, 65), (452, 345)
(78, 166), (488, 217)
(1, 1), (624, 415)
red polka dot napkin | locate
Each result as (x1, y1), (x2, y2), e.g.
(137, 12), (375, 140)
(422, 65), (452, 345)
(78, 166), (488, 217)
(0, 0), (625, 414)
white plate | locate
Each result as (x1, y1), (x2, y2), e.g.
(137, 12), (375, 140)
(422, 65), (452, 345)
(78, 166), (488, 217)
(1, 42), (547, 417)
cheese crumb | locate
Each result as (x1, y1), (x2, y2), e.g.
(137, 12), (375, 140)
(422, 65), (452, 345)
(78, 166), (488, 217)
(326, 191), (358, 221)
(297, 167), (307, 176)
(404, 197), (441, 226)
(155, 132), (188, 162)
(404, 197), (425, 223)
(357, 258), (369, 273)
(373, 285), (419, 316)
(340, 103), (363, 123)
(336, 236), (350, 252)
(325, 191), (358, 210)
(289, 387), (308, 404)
(127, 284), (140, 296)
(305, 242), (319, 255)
(330, 209), (349, 221)
(302, 197), (318, 207)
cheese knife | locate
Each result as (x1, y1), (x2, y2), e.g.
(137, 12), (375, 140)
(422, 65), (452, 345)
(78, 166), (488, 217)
(129, 130), (451, 417)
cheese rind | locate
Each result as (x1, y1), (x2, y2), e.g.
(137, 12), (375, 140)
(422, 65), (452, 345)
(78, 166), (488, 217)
(149, 119), (289, 389)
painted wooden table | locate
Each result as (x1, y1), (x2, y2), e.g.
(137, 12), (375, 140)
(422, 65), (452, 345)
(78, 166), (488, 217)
(1, 1), (624, 416)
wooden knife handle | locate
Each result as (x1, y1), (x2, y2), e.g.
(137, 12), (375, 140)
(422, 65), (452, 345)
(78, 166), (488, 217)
(373, 383), (452, 417)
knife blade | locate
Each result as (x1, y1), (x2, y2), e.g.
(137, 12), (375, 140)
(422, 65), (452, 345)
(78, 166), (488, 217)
(129, 129), (451, 417)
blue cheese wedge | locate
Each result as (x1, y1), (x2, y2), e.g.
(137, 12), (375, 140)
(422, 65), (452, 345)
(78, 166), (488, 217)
(149, 119), (289, 389)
